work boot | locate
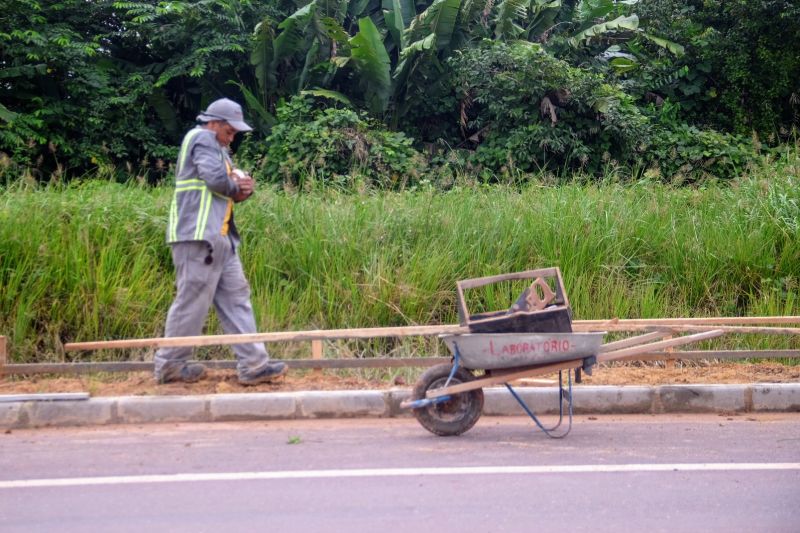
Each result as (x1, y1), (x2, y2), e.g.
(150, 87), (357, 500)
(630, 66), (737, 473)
(238, 362), (288, 386)
(157, 363), (207, 384)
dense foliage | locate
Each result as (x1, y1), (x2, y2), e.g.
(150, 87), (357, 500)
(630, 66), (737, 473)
(0, 0), (288, 180)
(637, 0), (800, 140)
(448, 41), (652, 176)
(1, 0), (797, 183)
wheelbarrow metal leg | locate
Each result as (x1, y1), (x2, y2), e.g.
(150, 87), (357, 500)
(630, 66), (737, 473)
(505, 369), (574, 439)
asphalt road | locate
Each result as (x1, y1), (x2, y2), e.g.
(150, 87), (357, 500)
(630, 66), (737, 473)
(1, 414), (799, 532)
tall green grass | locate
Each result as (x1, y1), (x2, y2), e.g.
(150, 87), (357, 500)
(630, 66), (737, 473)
(1, 147), (798, 363)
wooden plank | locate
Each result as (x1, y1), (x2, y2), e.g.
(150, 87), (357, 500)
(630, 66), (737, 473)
(599, 331), (671, 352)
(311, 340), (323, 360)
(426, 359), (584, 398)
(62, 316), (800, 353)
(597, 330), (726, 363)
(575, 316), (800, 328)
(5, 345), (798, 377)
(603, 349), (800, 363)
(0, 336), (6, 377)
(64, 324), (468, 352)
(664, 325), (800, 335)
(311, 340), (323, 374)
(662, 333), (676, 369)
(509, 378), (557, 387)
(4, 361), (214, 374)
(670, 349), (800, 360)
(575, 324), (800, 335)
(3, 357), (452, 375)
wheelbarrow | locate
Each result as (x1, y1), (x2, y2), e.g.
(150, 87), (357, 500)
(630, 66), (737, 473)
(400, 267), (594, 438)
(400, 331), (604, 438)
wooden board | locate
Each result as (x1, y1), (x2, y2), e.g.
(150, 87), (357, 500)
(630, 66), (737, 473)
(7, 348), (798, 376)
(597, 330), (726, 362)
(63, 316), (800, 353)
(426, 358), (585, 398)
(0, 336), (6, 377)
(3, 357), (452, 375)
(606, 349), (800, 362)
(64, 324), (468, 351)
(576, 316), (800, 327)
(599, 331), (670, 352)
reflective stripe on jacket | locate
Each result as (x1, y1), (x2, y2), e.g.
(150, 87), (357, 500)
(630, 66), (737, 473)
(167, 127), (240, 247)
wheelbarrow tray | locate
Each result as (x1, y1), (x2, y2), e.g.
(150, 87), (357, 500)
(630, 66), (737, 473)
(441, 332), (605, 370)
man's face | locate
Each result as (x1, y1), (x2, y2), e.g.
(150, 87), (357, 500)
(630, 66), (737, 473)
(207, 121), (238, 147)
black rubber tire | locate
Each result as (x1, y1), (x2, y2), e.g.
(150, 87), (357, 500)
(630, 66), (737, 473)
(411, 363), (484, 436)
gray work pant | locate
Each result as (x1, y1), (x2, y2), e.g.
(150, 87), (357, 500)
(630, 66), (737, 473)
(154, 235), (270, 379)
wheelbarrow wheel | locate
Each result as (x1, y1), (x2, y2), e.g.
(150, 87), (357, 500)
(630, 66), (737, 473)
(411, 363), (484, 436)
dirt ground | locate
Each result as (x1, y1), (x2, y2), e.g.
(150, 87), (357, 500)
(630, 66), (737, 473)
(1, 361), (798, 397)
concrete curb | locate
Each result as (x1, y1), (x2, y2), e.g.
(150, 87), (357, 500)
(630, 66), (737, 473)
(1, 383), (798, 429)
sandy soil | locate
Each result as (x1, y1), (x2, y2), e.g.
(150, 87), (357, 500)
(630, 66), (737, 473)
(1, 361), (797, 397)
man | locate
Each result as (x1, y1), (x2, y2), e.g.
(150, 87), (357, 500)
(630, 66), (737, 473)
(154, 98), (287, 385)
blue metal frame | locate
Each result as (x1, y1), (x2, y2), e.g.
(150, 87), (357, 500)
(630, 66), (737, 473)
(505, 368), (574, 438)
(400, 343), (463, 410)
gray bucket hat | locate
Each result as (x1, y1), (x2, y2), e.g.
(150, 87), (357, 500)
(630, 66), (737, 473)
(196, 98), (253, 132)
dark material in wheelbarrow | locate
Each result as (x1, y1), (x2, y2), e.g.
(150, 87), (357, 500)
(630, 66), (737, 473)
(456, 268), (573, 334)
(410, 364), (484, 436)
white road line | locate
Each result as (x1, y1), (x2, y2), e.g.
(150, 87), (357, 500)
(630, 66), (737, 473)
(2, 463), (799, 489)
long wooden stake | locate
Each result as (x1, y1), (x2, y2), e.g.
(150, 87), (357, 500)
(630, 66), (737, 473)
(65, 324), (469, 351)
(599, 331), (670, 352)
(597, 330), (727, 362)
(3, 356), (453, 375)
(63, 317), (800, 353)
(577, 316), (800, 327)
(426, 359), (585, 398)
(663, 332), (676, 369)
(5, 350), (798, 376)
(655, 325), (800, 335)
(573, 324), (800, 335)
(0, 336), (6, 377)
(311, 340), (323, 374)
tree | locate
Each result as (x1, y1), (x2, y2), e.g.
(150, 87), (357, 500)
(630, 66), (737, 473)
(1, 0), (131, 176)
(638, 0), (800, 138)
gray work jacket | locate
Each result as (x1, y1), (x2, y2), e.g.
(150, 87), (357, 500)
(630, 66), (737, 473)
(166, 127), (242, 248)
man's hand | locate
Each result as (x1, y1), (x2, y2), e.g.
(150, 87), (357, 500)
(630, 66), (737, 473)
(231, 169), (255, 203)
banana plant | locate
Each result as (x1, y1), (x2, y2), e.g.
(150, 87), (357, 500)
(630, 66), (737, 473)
(334, 17), (392, 114)
(494, 0), (528, 40)
(492, 0), (561, 41)
(253, 0), (467, 116)
(392, 0), (462, 104)
(384, 0), (413, 52)
(246, 0), (683, 121)
(566, 0), (684, 75)
(569, 13), (640, 47)
(250, 0), (392, 111)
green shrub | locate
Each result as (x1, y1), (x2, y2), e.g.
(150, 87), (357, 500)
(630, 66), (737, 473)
(238, 95), (426, 189)
(646, 123), (756, 182)
(640, 101), (758, 182)
(448, 41), (652, 177)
